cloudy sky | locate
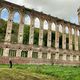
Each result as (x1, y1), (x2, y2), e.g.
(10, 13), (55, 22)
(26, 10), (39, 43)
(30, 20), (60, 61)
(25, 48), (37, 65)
(5, 0), (80, 24)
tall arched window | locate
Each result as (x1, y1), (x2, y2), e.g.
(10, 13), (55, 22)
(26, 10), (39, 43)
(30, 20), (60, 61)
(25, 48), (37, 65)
(11, 11), (20, 43)
(33, 17), (40, 45)
(65, 26), (69, 49)
(43, 20), (48, 46)
(23, 15), (31, 44)
(0, 8), (9, 42)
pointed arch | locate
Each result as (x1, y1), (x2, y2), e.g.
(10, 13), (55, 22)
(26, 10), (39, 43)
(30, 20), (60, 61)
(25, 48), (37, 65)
(23, 15), (30, 45)
(13, 11), (20, 23)
(65, 26), (69, 34)
(59, 24), (62, 33)
(43, 20), (48, 30)
(0, 8), (9, 20)
(34, 17), (40, 28)
(51, 22), (56, 31)
(24, 15), (31, 25)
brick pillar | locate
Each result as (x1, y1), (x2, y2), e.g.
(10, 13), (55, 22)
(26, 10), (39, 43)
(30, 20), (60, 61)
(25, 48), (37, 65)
(27, 50), (32, 58)
(3, 10), (13, 57)
(18, 12), (24, 44)
(28, 16), (34, 58)
(5, 10), (13, 43)
(38, 19), (43, 59)
(62, 25), (66, 49)
(47, 22), (52, 60)
(70, 54), (73, 61)
(38, 19), (43, 46)
(63, 53), (66, 61)
(55, 52), (59, 60)
(29, 16), (34, 45)
(47, 52), (51, 59)
(76, 55), (79, 61)
(3, 48), (9, 57)
(74, 28), (79, 51)
(16, 49), (22, 57)
(55, 23), (59, 49)
(16, 12), (24, 57)
(47, 22), (52, 47)
(69, 26), (72, 50)
(38, 52), (42, 59)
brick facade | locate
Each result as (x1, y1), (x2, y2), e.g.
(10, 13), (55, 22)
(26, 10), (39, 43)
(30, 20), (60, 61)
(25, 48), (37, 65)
(0, 1), (80, 66)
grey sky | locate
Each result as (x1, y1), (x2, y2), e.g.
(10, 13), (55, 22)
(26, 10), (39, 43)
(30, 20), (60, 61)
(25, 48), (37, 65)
(6, 0), (80, 24)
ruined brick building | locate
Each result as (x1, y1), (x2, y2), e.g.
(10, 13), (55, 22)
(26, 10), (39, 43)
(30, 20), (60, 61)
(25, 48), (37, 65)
(0, 0), (80, 66)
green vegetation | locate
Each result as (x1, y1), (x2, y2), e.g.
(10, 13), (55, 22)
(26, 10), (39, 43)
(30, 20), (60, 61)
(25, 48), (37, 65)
(51, 32), (55, 47)
(0, 64), (80, 80)
(34, 28), (39, 46)
(0, 18), (70, 48)
(43, 30), (48, 46)
(0, 19), (80, 49)
(0, 19), (7, 42)
(11, 23), (19, 43)
(23, 25), (30, 45)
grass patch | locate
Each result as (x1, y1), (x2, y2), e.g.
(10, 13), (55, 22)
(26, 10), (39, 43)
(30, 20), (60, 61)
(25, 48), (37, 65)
(0, 64), (80, 80)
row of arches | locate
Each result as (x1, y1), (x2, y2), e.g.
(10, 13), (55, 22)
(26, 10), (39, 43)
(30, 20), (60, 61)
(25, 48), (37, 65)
(0, 8), (80, 50)
(0, 8), (80, 35)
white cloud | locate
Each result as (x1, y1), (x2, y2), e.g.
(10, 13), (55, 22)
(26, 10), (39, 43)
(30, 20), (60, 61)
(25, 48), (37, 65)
(6, 0), (24, 5)
(5, 0), (80, 24)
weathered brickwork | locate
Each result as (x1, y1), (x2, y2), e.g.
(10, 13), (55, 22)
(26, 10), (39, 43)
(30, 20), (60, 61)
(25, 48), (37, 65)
(0, 1), (80, 66)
